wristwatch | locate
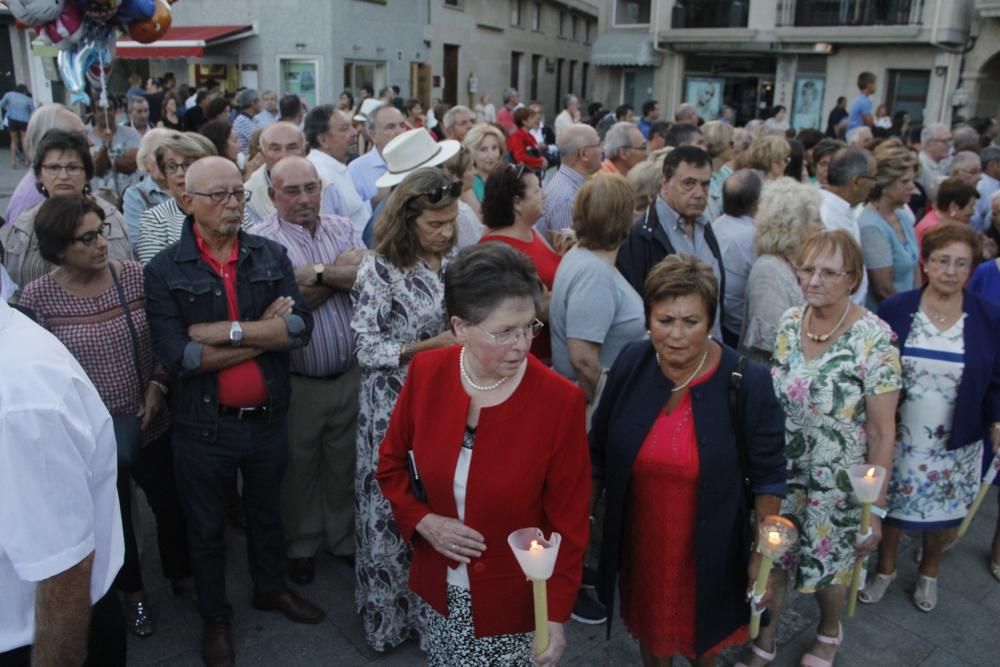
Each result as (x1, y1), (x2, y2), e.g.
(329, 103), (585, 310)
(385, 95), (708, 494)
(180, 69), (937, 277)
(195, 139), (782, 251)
(313, 263), (324, 285)
(870, 505), (887, 519)
(229, 320), (244, 346)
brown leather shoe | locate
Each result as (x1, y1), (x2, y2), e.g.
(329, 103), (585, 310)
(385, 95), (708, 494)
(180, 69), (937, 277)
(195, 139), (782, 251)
(201, 618), (234, 667)
(252, 590), (325, 624)
(288, 557), (315, 586)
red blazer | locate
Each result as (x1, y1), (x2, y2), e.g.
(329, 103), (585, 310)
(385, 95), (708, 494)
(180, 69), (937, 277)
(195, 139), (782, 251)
(507, 128), (545, 169)
(376, 346), (590, 637)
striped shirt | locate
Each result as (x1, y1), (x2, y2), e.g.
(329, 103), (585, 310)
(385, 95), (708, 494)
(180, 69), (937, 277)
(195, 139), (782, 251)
(253, 212), (364, 376)
(136, 198), (256, 265)
(233, 112), (257, 154)
(537, 164), (585, 236)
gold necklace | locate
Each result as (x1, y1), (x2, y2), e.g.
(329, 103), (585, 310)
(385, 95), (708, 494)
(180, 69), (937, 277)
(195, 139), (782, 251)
(657, 347), (710, 394)
(805, 302), (851, 343)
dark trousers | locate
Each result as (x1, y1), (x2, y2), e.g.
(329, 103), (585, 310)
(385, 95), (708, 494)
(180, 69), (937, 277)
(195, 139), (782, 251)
(173, 414), (290, 620)
(115, 429), (192, 593)
(0, 590), (126, 667)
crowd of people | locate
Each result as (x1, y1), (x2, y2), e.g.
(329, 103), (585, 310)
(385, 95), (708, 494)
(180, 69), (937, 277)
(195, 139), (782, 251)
(1, 67), (999, 667)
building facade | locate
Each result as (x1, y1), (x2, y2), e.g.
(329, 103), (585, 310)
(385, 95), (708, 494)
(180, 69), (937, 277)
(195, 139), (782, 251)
(592, 0), (1000, 129)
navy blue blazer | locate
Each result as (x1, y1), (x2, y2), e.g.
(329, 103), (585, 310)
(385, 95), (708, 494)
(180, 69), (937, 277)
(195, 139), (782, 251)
(589, 340), (787, 655)
(878, 287), (1000, 450)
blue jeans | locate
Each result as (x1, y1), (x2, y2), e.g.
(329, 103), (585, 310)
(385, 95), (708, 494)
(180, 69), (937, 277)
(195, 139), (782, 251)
(172, 413), (290, 620)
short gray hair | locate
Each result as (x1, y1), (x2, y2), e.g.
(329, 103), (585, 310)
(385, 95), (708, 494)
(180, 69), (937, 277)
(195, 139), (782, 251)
(828, 147), (873, 187)
(235, 88), (259, 109)
(604, 122), (638, 159)
(502, 87), (518, 104)
(366, 103), (395, 132)
(443, 105), (472, 129)
(952, 124), (980, 149)
(981, 146), (1000, 170)
(675, 103), (697, 122)
(754, 177), (822, 256)
(127, 95), (149, 112)
(561, 94), (577, 110)
(950, 150), (980, 175)
(921, 122), (949, 145)
(846, 126), (872, 146)
(557, 124), (595, 157)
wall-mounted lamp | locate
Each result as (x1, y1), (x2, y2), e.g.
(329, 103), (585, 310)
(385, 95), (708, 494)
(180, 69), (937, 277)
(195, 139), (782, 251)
(295, 42), (306, 52)
(934, 65), (947, 77)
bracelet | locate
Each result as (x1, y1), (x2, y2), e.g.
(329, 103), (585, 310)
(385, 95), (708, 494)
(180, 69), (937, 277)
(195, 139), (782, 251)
(399, 342), (412, 363)
(149, 380), (168, 396)
(870, 505), (887, 519)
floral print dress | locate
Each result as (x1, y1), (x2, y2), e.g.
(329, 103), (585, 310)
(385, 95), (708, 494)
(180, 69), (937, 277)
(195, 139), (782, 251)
(771, 307), (902, 592)
(886, 312), (982, 529)
(350, 250), (454, 651)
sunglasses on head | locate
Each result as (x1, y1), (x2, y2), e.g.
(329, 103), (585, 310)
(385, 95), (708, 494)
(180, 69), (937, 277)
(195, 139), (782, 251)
(418, 180), (462, 203)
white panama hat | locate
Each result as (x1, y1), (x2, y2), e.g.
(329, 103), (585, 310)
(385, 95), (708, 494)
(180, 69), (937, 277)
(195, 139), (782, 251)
(375, 128), (462, 188)
(353, 98), (384, 123)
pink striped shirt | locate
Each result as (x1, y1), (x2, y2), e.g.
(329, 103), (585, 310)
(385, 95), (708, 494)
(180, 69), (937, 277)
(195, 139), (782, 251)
(254, 213), (364, 376)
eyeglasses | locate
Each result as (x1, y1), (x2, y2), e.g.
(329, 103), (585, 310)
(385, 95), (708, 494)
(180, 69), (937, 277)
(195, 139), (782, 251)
(416, 180), (462, 203)
(510, 162), (528, 181)
(164, 160), (196, 174)
(625, 144), (648, 152)
(41, 163), (85, 177)
(72, 221), (111, 246)
(579, 142), (602, 152)
(188, 188), (252, 205)
(926, 255), (971, 271)
(279, 182), (322, 197)
(796, 266), (852, 282)
(477, 319), (545, 347)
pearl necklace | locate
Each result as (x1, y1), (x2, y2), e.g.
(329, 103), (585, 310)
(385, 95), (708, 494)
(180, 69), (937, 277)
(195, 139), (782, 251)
(459, 347), (510, 392)
(657, 347), (710, 394)
(805, 302), (851, 343)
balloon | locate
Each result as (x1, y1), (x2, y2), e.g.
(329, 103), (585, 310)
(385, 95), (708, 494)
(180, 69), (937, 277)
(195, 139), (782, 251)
(84, 40), (115, 90)
(57, 30), (115, 106)
(5, 0), (66, 27)
(127, 0), (170, 44)
(80, 0), (121, 23)
(116, 0), (156, 20)
(39, 2), (85, 50)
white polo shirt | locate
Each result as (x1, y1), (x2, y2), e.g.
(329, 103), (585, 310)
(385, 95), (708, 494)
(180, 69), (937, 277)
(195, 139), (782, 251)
(820, 189), (869, 306)
(0, 300), (123, 652)
(307, 149), (372, 238)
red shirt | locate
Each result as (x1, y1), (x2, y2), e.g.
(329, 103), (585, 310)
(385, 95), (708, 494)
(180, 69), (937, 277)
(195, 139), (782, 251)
(507, 128), (544, 169)
(194, 226), (269, 407)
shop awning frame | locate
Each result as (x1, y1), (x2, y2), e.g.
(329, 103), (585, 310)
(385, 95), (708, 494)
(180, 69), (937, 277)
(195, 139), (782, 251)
(591, 29), (662, 67)
(116, 25), (256, 59)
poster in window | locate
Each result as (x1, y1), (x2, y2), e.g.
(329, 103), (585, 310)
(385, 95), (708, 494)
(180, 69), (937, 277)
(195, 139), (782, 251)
(685, 78), (723, 121)
(792, 77), (824, 131)
(281, 60), (318, 109)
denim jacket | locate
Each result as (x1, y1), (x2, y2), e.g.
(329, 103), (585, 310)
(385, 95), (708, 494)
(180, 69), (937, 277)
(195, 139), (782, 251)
(144, 215), (313, 442)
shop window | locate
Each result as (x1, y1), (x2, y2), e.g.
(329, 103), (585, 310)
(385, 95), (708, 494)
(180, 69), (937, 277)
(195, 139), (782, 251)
(615, 0), (651, 25)
(887, 69), (930, 124)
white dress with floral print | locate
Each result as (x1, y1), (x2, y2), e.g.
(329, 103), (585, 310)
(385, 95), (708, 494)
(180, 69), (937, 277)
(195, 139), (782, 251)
(886, 312), (982, 529)
(771, 307), (902, 592)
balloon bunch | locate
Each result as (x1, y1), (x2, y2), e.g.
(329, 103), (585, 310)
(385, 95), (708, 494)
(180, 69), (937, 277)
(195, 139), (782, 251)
(4, 0), (177, 106)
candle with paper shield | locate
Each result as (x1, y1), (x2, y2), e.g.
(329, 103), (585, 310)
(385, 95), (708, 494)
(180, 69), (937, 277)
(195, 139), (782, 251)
(749, 516), (797, 639)
(846, 463), (886, 617)
(508, 528), (562, 654)
(957, 457), (1000, 538)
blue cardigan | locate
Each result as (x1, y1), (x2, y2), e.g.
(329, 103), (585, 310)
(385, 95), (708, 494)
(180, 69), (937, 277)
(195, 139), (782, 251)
(589, 340), (787, 655)
(878, 288), (1000, 450)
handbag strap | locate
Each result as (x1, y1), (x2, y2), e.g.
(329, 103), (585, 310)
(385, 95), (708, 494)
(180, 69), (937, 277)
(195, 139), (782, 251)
(728, 355), (753, 508)
(109, 262), (145, 407)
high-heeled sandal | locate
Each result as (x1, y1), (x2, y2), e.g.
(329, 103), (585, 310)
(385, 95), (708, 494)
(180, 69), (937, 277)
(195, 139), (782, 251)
(913, 575), (938, 612)
(124, 598), (154, 638)
(858, 570), (896, 604)
(800, 622), (841, 667)
(735, 639), (777, 667)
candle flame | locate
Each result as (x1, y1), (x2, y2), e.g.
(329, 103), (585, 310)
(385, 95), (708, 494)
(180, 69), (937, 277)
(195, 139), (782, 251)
(864, 466), (876, 481)
(767, 530), (781, 545)
(529, 540), (544, 554)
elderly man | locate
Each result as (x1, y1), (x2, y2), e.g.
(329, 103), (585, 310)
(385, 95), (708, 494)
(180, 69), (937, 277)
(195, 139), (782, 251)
(0, 299), (126, 667)
(617, 145), (726, 339)
(442, 104), (475, 142)
(554, 94), (579, 141)
(279, 94), (304, 126)
(305, 105), (371, 237)
(497, 87), (520, 133)
(973, 146), (1000, 232)
(918, 122), (953, 201)
(347, 103), (405, 208)
(536, 123), (602, 239)
(952, 124), (981, 154)
(665, 122), (706, 149)
(600, 122), (646, 175)
(89, 97), (141, 203)
(821, 147), (876, 305)
(846, 125), (874, 150)
(949, 150), (982, 188)
(712, 169), (763, 346)
(254, 156), (365, 586)
(638, 99), (659, 139)
(674, 102), (699, 124)
(245, 122), (309, 222)
(255, 90), (280, 129)
(144, 157), (321, 667)
(233, 89), (261, 154)
(127, 96), (151, 136)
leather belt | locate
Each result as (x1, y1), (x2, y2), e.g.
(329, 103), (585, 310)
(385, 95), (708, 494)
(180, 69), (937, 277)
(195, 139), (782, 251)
(218, 405), (269, 419)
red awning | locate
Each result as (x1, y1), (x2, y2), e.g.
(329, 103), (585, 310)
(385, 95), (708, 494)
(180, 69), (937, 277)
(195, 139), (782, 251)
(116, 25), (254, 59)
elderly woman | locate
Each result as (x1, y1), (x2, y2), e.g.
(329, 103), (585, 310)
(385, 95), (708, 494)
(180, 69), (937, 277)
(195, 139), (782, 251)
(703, 120), (735, 220)
(627, 149), (669, 213)
(122, 128), (174, 246)
(17, 195), (191, 638)
(480, 164), (560, 362)
(550, 173), (644, 408)
(463, 123), (506, 204)
(758, 230), (901, 667)
(741, 135), (791, 181)
(810, 139), (845, 187)
(377, 243), (590, 666)
(591, 254), (786, 667)
(915, 178), (980, 248)
(135, 132), (220, 264)
(859, 140), (920, 310)
(508, 107), (547, 172)
(350, 167), (460, 650)
(442, 145), (485, 247)
(0, 129), (133, 291)
(740, 178), (821, 362)
(859, 225), (1000, 611)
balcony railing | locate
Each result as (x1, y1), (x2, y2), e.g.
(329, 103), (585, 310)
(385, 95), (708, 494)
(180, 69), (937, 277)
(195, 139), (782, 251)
(777, 0), (923, 27)
(669, 0), (749, 29)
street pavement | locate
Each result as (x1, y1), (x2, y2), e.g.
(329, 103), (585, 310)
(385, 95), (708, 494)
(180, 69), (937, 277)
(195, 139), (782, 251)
(0, 151), (997, 666)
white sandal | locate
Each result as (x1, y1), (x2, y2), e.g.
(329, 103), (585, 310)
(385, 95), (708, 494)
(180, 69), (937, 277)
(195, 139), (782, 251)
(735, 639), (776, 667)
(858, 570), (896, 604)
(800, 623), (842, 667)
(913, 575), (938, 612)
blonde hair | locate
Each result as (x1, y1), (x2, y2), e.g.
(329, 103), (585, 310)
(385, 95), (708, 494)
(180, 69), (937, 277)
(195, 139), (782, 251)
(462, 124), (506, 168)
(796, 229), (865, 295)
(741, 135), (790, 172)
(573, 173), (635, 250)
(753, 177), (822, 257)
(442, 144), (473, 180)
(136, 128), (175, 176)
(870, 139), (918, 202)
(154, 132), (217, 174)
(701, 121), (734, 159)
(24, 104), (81, 160)
(627, 157), (664, 212)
